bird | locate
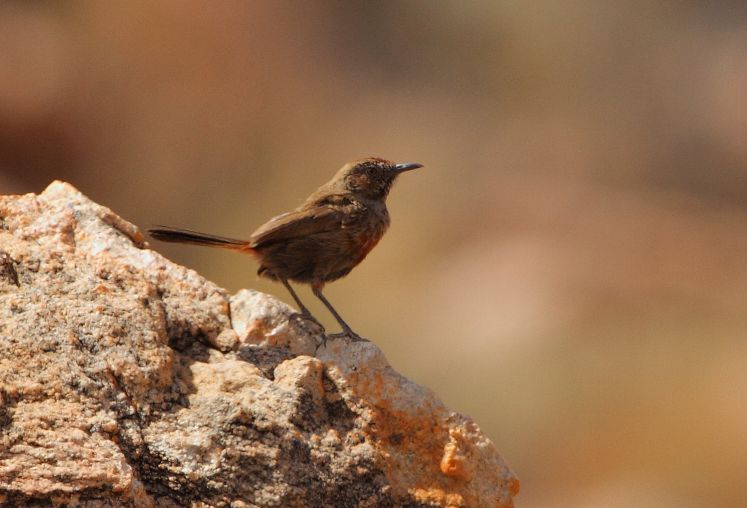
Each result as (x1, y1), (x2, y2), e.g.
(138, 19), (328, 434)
(148, 157), (423, 343)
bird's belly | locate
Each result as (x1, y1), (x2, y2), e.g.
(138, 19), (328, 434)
(306, 224), (386, 282)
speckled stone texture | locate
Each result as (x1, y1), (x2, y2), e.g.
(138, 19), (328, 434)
(0, 182), (518, 507)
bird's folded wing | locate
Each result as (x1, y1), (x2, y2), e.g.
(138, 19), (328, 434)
(249, 205), (345, 248)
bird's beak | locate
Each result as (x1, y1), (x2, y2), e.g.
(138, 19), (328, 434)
(393, 162), (424, 174)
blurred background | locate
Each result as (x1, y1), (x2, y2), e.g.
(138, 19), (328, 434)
(2, 1), (746, 506)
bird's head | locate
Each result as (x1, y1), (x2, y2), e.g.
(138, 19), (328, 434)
(338, 157), (423, 200)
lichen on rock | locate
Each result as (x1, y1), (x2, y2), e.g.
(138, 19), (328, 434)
(0, 182), (518, 507)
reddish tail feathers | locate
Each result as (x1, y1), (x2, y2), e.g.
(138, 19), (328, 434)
(148, 226), (253, 252)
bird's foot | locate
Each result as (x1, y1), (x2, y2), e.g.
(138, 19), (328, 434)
(326, 329), (368, 343)
(316, 330), (367, 354)
(287, 313), (329, 354)
(288, 312), (325, 334)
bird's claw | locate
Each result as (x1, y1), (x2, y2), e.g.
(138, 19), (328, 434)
(288, 313), (326, 343)
(289, 312), (323, 328)
(287, 313), (330, 354)
(326, 330), (368, 343)
(314, 334), (328, 354)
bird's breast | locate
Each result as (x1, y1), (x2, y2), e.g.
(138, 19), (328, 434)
(349, 208), (390, 264)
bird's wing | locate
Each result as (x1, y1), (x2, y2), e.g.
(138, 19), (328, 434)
(249, 204), (346, 248)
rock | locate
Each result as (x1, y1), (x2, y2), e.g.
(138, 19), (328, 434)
(0, 182), (519, 507)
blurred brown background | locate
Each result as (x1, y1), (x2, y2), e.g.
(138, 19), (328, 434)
(2, 1), (746, 506)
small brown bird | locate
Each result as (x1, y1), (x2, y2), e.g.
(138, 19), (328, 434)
(149, 157), (423, 342)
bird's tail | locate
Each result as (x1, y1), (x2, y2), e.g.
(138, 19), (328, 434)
(148, 226), (253, 252)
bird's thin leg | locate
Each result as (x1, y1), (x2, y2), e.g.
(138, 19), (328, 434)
(311, 284), (367, 342)
(280, 278), (326, 332)
(280, 278), (313, 317)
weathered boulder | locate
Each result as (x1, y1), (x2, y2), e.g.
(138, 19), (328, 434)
(0, 182), (518, 507)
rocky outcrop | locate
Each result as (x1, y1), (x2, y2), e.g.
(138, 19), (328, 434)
(0, 182), (518, 507)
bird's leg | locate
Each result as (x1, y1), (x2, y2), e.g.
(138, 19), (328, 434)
(280, 278), (324, 329)
(311, 284), (367, 342)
